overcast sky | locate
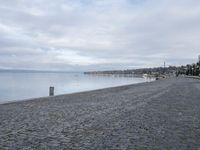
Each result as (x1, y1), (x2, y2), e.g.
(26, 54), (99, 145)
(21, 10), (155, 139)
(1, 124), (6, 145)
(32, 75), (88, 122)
(0, 0), (200, 71)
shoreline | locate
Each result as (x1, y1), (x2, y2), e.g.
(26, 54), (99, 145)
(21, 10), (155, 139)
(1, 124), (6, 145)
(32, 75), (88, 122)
(0, 77), (200, 149)
(0, 79), (155, 105)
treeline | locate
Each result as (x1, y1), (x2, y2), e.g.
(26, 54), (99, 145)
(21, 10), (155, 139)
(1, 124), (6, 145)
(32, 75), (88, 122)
(185, 63), (200, 76)
(85, 64), (200, 77)
(85, 66), (179, 76)
(85, 57), (200, 77)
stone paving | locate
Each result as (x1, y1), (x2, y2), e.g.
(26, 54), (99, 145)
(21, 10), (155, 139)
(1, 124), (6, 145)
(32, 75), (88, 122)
(0, 77), (200, 149)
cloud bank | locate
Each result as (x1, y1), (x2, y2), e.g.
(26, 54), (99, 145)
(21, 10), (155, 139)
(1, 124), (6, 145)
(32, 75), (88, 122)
(0, 0), (200, 71)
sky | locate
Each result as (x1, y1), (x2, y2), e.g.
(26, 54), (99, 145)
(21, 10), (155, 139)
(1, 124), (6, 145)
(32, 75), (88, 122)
(0, 0), (200, 71)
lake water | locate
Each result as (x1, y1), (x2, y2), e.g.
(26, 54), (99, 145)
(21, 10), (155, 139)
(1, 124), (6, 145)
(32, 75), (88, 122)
(0, 72), (147, 103)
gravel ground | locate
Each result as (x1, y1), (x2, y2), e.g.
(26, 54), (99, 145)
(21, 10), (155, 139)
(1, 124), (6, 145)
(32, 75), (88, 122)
(0, 77), (200, 150)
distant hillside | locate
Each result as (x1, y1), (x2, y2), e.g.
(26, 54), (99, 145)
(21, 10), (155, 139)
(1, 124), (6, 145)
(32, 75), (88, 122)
(85, 61), (200, 77)
(84, 66), (180, 75)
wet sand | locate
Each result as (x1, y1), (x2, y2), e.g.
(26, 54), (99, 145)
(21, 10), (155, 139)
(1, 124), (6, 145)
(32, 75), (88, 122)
(0, 77), (200, 149)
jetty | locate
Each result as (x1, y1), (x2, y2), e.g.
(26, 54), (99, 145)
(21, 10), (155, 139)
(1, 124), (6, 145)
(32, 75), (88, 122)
(0, 77), (200, 149)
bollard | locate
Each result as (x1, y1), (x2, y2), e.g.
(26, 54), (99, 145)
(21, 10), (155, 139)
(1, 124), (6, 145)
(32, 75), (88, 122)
(49, 86), (54, 96)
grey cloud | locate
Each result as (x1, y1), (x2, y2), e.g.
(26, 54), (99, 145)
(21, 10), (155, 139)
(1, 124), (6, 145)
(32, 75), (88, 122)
(0, 0), (199, 71)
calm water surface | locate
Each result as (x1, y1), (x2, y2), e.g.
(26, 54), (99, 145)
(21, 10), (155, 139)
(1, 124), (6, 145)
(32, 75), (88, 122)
(0, 72), (147, 103)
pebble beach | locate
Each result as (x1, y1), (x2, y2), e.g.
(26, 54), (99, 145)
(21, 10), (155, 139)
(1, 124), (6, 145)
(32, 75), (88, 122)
(0, 77), (200, 149)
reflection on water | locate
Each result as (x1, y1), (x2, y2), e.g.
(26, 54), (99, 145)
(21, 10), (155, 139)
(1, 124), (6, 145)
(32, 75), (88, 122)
(0, 72), (146, 103)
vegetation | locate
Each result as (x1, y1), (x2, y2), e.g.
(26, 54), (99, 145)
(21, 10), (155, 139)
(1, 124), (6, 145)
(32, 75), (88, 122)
(85, 56), (200, 77)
